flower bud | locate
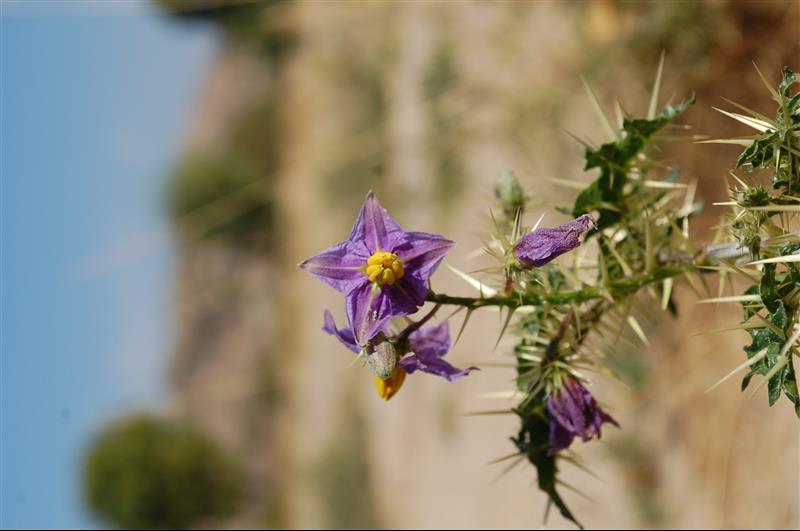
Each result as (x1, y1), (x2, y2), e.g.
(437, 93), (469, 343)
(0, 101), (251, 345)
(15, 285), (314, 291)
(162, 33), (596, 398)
(514, 214), (593, 268)
(494, 170), (525, 215)
(547, 376), (618, 454)
(364, 340), (399, 381)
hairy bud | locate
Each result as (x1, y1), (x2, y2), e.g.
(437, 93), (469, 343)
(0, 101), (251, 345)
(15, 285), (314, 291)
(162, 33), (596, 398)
(364, 340), (399, 381)
(494, 170), (525, 216)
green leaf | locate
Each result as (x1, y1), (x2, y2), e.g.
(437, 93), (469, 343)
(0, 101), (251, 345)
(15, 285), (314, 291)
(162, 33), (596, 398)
(573, 176), (613, 226)
(767, 353), (787, 406)
(759, 264), (780, 313)
(779, 67), (797, 98)
(735, 132), (777, 170)
(764, 341), (782, 369)
(782, 361), (800, 418)
(743, 329), (782, 374)
(743, 332), (796, 409)
(741, 284), (761, 320)
(771, 303), (788, 330)
(573, 95), (694, 228)
(787, 92), (800, 114)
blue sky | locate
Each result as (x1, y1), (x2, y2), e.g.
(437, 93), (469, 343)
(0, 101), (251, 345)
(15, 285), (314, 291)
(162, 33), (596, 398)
(1, 2), (217, 527)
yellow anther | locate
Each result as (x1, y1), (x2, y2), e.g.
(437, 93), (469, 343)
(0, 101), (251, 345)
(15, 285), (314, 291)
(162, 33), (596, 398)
(391, 260), (404, 279)
(363, 251), (404, 286)
(374, 367), (406, 400)
(365, 264), (382, 282)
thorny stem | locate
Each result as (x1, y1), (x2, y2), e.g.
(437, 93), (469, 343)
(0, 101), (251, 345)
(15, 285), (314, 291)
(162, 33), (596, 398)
(426, 264), (690, 309)
(543, 311), (574, 362)
(398, 303), (442, 339)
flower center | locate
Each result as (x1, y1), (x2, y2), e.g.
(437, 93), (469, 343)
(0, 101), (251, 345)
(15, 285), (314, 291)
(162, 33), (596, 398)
(364, 251), (404, 286)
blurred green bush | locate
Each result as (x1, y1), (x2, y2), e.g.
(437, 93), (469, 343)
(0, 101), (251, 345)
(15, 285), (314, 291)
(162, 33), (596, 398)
(167, 150), (275, 250)
(155, 0), (295, 64)
(166, 90), (280, 250)
(83, 414), (242, 530)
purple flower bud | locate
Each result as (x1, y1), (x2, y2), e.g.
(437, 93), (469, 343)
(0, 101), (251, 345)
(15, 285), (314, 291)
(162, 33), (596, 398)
(546, 377), (618, 455)
(513, 215), (593, 268)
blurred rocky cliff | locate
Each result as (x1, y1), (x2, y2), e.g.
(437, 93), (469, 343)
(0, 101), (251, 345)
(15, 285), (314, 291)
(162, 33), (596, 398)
(108, 1), (799, 528)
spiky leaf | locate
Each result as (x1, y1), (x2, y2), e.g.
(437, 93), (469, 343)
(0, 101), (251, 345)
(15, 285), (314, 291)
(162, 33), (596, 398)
(513, 401), (583, 529)
(573, 95), (695, 228)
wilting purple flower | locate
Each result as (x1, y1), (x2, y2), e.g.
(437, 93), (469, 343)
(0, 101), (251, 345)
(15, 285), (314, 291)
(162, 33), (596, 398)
(546, 376), (618, 455)
(322, 311), (477, 382)
(514, 214), (593, 268)
(301, 192), (453, 346)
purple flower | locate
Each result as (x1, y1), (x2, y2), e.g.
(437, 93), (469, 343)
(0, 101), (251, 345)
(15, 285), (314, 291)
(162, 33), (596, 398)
(301, 192), (453, 346)
(322, 311), (477, 382)
(398, 321), (478, 382)
(514, 214), (593, 268)
(546, 377), (619, 455)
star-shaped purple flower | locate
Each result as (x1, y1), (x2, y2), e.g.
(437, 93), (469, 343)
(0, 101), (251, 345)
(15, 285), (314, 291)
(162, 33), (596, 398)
(322, 311), (477, 382)
(514, 214), (593, 268)
(546, 376), (619, 455)
(301, 192), (454, 346)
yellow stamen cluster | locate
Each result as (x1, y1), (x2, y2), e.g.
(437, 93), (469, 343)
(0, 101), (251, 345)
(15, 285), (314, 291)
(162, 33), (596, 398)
(374, 367), (407, 400)
(364, 251), (405, 286)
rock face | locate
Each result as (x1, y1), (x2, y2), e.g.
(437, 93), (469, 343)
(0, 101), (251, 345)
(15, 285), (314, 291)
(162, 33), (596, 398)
(169, 39), (290, 528)
(165, 2), (799, 528)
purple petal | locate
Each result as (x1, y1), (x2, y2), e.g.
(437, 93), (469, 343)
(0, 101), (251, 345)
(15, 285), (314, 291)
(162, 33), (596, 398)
(400, 322), (478, 382)
(299, 240), (369, 294)
(592, 406), (620, 435)
(409, 321), (451, 358)
(348, 191), (404, 254)
(398, 354), (478, 382)
(545, 377), (618, 454)
(594, 411), (620, 436)
(514, 214), (592, 268)
(548, 419), (576, 455)
(389, 276), (430, 309)
(547, 380), (587, 436)
(345, 280), (429, 346)
(345, 283), (395, 346)
(322, 310), (359, 353)
(391, 231), (454, 279)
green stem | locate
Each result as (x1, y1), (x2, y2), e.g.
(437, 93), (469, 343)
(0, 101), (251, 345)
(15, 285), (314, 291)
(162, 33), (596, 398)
(426, 265), (689, 309)
(398, 303), (441, 339)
